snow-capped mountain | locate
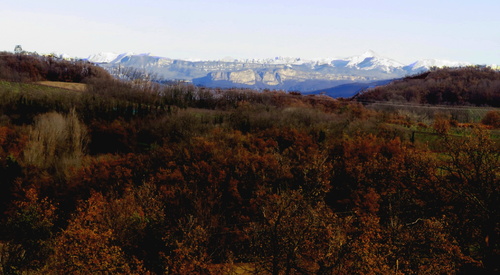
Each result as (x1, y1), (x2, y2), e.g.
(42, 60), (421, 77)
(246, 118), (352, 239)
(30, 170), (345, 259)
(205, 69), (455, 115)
(85, 51), (474, 92)
(343, 50), (405, 72)
(87, 52), (121, 63)
(86, 52), (154, 64)
(404, 59), (472, 72)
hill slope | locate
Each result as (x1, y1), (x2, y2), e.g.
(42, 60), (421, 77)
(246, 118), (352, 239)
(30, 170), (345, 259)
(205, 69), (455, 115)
(355, 67), (500, 107)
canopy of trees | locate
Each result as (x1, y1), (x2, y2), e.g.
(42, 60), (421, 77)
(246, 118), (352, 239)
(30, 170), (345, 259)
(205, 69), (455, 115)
(0, 54), (498, 274)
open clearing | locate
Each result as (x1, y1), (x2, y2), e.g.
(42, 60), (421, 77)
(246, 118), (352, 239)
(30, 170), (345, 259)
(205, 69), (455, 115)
(37, 81), (87, 92)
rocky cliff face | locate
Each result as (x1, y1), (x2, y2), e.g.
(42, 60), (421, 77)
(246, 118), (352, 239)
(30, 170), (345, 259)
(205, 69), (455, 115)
(230, 70), (256, 85)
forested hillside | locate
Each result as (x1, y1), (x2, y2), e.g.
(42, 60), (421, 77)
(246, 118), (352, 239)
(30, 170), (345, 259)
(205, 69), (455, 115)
(0, 53), (498, 274)
(356, 66), (500, 107)
(0, 52), (110, 83)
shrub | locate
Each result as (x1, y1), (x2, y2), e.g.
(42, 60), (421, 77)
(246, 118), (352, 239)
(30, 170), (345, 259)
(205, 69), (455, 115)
(481, 110), (500, 128)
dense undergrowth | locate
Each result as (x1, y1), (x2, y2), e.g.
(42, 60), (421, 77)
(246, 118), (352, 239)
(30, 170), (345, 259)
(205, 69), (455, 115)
(0, 53), (499, 274)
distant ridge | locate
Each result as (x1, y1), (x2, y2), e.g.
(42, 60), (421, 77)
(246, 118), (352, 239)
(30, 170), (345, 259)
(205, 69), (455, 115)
(85, 51), (477, 94)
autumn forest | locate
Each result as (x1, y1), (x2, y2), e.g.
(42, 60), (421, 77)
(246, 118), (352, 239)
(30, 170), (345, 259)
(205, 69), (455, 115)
(0, 52), (499, 274)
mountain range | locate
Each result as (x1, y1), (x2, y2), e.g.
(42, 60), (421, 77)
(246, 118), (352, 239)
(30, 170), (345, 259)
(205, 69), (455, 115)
(86, 51), (472, 94)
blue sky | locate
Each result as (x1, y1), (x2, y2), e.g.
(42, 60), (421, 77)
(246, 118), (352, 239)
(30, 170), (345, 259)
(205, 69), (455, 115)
(1, 0), (499, 64)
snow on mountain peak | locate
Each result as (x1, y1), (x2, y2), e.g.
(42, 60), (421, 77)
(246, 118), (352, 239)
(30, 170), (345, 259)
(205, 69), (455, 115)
(86, 52), (121, 63)
(344, 50), (404, 72)
(86, 52), (152, 64)
(405, 59), (472, 71)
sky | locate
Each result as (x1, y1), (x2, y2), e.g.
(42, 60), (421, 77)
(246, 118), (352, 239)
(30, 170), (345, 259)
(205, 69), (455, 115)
(1, 0), (499, 65)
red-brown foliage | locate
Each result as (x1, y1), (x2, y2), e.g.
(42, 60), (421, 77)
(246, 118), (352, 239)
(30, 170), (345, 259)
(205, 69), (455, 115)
(357, 66), (500, 106)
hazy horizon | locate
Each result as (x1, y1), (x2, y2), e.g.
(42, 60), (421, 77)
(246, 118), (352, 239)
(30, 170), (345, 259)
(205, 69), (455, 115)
(1, 0), (499, 65)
